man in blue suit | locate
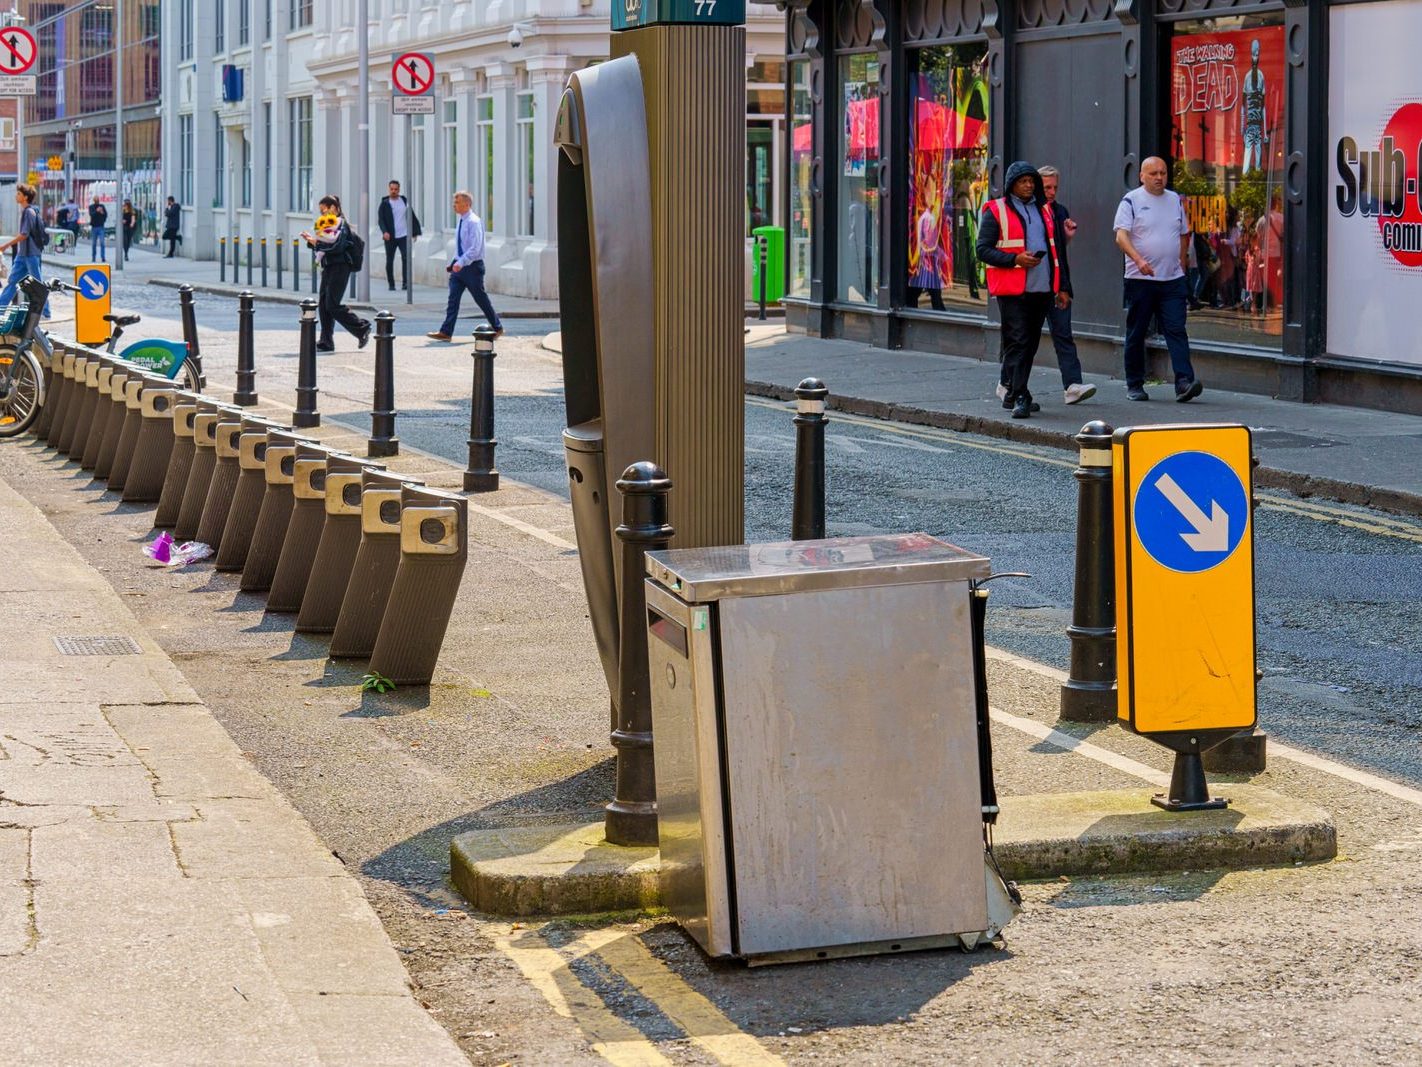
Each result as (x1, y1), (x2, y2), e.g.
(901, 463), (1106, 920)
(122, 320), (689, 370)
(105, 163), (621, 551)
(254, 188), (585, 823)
(426, 190), (503, 341)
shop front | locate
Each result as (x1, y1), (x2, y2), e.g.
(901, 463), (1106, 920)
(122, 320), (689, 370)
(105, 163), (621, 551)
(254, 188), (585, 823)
(782, 0), (1422, 414)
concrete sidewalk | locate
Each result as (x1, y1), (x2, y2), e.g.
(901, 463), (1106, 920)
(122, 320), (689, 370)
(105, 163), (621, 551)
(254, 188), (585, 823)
(0, 469), (464, 1065)
(744, 326), (1422, 516)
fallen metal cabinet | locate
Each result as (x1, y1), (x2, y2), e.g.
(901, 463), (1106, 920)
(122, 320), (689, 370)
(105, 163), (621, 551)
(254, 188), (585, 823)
(643, 533), (1018, 965)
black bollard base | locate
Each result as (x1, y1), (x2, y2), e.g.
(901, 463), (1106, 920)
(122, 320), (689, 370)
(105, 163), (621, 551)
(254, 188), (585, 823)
(233, 391), (258, 407)
(463, 469), (499, 493)
(1059, 678), (1117, 722)
(1201, 729), (1268, 774)
(605, 801), (659, 847)
(292, 412), (320, 429)
(368, 437), (399, 459)
(1152, 751), (1229, 812)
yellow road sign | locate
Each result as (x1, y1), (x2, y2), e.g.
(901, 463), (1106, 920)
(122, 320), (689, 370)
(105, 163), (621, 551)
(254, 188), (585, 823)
(1113, 424), (1256, 738)
(73, 264), (112, 347)
(25, 171), (39, 185)
(46, 155), (62, 171)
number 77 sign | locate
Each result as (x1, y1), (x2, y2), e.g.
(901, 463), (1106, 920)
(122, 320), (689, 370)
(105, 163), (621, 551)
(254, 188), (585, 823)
(611, 0), (745, 30)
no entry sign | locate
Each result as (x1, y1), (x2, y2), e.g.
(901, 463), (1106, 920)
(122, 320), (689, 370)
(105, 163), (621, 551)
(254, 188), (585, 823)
(0, 27), (36, 76)
(392, 53), (435, 96)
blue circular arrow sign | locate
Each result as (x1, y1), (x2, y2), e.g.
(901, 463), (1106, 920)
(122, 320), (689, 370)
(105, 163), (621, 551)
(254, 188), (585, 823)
(77, 268), (109, 299)
(1134, 451), (1248, 573)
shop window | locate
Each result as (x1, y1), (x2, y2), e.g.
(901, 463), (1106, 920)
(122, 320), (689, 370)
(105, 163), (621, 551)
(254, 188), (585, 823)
(905, 44), (990, 314)
(836, 53), (879, 304)
(1169, 15), (1285, 348)
(789, 58), (812, 298)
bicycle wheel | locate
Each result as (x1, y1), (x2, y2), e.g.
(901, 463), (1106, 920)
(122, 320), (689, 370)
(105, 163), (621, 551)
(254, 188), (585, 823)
(0, 345), (43, 437)
(180, 356), (204, 393)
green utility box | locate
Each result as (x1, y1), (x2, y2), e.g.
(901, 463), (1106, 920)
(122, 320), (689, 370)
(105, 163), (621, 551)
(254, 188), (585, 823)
(751, 226), (785, 305)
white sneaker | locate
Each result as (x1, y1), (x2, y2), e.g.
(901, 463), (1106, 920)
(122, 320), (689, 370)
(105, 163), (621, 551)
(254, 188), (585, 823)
(1064, 383), (1097, 405)
(995, 383), (1008, 402)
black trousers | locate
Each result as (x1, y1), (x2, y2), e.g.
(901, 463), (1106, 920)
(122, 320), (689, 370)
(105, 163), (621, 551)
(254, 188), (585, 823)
(998, 292), (1054, 401)
(383, 237), (408, 289)
(318, 261), (365, 343)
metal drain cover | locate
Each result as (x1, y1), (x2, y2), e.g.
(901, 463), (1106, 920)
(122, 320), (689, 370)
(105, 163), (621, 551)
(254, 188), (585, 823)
(53, 635), (143, 656)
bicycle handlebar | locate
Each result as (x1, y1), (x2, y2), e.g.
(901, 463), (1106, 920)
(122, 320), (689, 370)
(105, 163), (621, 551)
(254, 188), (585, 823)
(46, 278), (82, 294)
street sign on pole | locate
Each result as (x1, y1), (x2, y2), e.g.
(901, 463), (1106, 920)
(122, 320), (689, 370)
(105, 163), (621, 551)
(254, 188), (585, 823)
(392, 96), (434, 115)
(74, 264), (113, 347)
(1112, 424), (1257, 739)
(0, 25), (36, 75)
(0, 75), (36, 96)
(392, 53), (435, 96)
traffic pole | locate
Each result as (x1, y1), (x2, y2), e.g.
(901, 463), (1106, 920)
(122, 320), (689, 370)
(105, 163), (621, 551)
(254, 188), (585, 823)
(606, 461), (674, 847)
(260, 237), (268, 288)
(233, 291), (258, 406)
(791, 377), (827, 540)
(1059, 420), (1117, 723)
(276, 234), (284, 290)
(293, 299), (320, 428)
(292, 238), (300, 293)
(220, 237), (227, 283)
(463, 325), (499, 492)
(368, 310), (399, 457)
(246, 236), (253, 286)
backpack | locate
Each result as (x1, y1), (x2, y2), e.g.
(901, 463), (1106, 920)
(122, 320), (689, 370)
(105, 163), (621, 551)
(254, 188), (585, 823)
(25, 208), (48, 251)
(346, 229), (365, 271)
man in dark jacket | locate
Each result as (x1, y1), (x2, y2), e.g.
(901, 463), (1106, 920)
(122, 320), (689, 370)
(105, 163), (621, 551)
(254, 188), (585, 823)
(377, 181), (422, 291)
(162, 197), (182, 258)
(1039, 166), (1095, 405)
(976, 160), (1068, 419)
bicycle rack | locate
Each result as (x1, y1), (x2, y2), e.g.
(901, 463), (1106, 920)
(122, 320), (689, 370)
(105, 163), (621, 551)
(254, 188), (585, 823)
(173, 400), (225, 540)
(154, 392), (201, 528)
(215, 417), (283, 572)
(241, 429), (310, 593)
(34, 343), (68, 443)
(330, 470), (422, 659)
(295, 455), (383, 634)
(79, 356), (116, 469)
(267, 443), (345, 613)
(194, 411), (246, 547)
(106, 374), (147, 492)
(56, 352), (89, 457)
(93, 362), (133, 482)
(122, 374), (178, 503)
(368, 485), (469, 686)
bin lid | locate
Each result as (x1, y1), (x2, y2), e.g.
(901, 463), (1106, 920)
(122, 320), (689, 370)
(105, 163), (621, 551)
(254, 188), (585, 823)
(645, 532), (989, 601)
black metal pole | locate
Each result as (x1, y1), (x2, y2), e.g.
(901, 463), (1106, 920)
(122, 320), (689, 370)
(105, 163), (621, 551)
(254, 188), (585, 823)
(758, 235), (768, 321)
(234, 290), (258, 406)
(607, 461), (674, 847)
(219, 237), (227, 283)
(1060, 420), (1117, 723)
(246, 236), (253, 286)
(292, 239), (300, 293)
(405, 233), (412, 306)
(178, 283), (202, 368)
(260, 238), (268, 288)
(463, 325), (499, 492)
(792, 376), (828, 540)
(276, 234), (284, 290)
(368, 310), (398, 457)
(293, 299), (320, 428)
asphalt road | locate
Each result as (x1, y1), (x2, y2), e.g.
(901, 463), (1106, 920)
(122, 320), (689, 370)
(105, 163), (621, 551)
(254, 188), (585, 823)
(110, 281), (1422, 790)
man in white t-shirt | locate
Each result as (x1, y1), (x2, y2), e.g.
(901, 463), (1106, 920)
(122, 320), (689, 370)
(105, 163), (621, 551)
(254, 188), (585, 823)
(1112, 156), (1203, 402)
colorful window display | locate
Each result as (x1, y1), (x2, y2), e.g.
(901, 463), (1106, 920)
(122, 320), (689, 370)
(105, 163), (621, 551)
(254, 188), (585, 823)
(1169, 16), (1285, 347)
(905, 45), (991, 314)
(836, 54), (880, 304)
(789, 60), (812, 298)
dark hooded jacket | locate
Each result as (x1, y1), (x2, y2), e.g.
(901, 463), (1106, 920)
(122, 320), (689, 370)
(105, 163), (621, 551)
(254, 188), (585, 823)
(975, 160), (1072, 296)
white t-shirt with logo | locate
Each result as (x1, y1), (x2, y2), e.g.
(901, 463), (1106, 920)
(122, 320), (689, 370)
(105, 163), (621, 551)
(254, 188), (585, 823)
(1113, 186), (1189, 281)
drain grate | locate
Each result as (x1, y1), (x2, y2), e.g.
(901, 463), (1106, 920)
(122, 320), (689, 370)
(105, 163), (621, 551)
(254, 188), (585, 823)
(53, 635), (143, 656)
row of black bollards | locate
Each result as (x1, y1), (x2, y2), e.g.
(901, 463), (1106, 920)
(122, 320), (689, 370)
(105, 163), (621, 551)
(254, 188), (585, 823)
(216, 237), (319, 294)
(369, 312), (399, 457)
(464, 326), (499, 492)
(293, 300), (320, 429)
(234, 291), (257, 406)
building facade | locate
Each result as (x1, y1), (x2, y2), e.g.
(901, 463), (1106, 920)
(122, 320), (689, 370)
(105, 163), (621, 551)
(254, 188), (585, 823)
(19, 0), (163, 239)
(783, 0), (1422, 415)
(164, 0), (785, 300)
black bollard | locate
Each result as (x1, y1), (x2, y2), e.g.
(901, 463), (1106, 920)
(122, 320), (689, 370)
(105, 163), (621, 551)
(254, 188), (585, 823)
(234, 290), (258, 406)
(178, 283), (202, 364)
(463, 325), (499, 492)
(219, 237), (227, 283)
(260, 238), (268, 288)
(292, 238), (300, 292)
(368, 310), (398, 457)
(1060, 420), (1117, 723)
(246, 236), (253, 286)
(293, 299), (320, 428)
(791, 377), (828, 540)
(231, 233), (240, 280)
(606, 462), (675, 847)
(757, 235), (768, 321)
(276, 235), (284, 290)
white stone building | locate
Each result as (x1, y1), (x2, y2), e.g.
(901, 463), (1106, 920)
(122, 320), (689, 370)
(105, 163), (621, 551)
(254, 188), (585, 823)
(162, 0), (786, 299)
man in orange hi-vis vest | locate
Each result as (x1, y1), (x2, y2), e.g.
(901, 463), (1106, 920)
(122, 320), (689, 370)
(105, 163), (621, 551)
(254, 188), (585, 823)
(975, 161), (1068, 420)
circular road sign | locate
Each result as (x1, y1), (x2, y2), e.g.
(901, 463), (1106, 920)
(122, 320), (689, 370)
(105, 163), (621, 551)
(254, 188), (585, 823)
(1133, 450), (1249, 574)
(0, 26), (37, 76)
(77, 268), (110, 300)
(392, 53), (435, 96)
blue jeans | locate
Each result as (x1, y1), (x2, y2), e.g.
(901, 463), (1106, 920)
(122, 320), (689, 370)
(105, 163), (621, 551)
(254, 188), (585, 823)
(91, 229), (106, 260)
(1123, 276), (1194, 391)
(439, 261), (502, 335)
(0, 254), (50, 319)
(1047, 300), (1082, 387)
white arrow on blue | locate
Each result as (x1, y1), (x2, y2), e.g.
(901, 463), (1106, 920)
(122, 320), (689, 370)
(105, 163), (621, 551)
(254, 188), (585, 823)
(81, 275), (105, 298)
(1154, 472), (1229, 552)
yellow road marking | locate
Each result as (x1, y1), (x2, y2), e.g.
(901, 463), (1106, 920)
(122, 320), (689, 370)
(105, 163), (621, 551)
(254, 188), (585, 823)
(595, 934), (787, 1066)
(1256, 493), (1422, 543)
(495, 926), (673, 1067)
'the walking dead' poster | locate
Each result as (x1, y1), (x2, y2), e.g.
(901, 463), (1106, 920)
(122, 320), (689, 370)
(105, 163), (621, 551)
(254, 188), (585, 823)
(1171, 25), (1284, 173)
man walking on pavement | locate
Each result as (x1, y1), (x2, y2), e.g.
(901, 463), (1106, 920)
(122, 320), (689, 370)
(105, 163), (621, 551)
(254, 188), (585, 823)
(976, 161), (1066, 419)
(1039, 166), (1095, 406)
(1114, 156), (1203, 402)
(88, 196), (108, 261)
(0, 184), (51, 318)
(162, 196), (182, 258)
(377, 180), (421, 292)
(427, 190), (502, 342)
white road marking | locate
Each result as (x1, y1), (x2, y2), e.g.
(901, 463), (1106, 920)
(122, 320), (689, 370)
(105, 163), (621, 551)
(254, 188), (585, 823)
(989, 706), (1170, 788)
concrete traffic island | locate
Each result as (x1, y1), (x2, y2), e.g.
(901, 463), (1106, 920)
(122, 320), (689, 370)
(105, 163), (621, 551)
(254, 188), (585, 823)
(450, 785), (1336, 918)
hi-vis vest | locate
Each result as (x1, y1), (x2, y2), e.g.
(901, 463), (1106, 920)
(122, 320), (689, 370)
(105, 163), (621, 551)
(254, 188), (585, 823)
(985, 197), (1061, 297)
